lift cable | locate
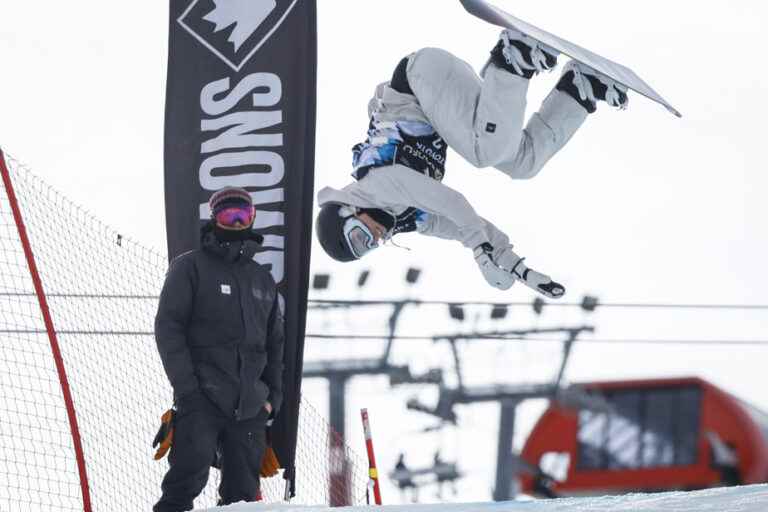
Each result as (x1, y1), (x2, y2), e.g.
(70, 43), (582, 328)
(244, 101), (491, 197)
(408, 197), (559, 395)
(305, 333), (768, 346)
(308, 299), (768, 310)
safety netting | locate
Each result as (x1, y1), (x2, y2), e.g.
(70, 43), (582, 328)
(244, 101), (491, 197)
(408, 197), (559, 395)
(0, 151), (368, 511)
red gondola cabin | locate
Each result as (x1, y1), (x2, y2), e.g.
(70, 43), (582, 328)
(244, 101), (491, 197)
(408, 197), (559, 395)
(520, 377), (768, 496)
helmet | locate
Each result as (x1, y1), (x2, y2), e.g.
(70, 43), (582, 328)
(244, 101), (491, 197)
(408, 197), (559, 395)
(315, 203), (379, 262)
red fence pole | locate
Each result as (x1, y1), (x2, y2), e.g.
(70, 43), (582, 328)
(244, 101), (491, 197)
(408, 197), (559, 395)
(0, 150), (93, 512)
(360, 408), (382, 505)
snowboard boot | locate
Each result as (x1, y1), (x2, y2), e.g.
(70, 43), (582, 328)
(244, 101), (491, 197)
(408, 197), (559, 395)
(488, 28), (559, 79)
(556, 60), (629, 113)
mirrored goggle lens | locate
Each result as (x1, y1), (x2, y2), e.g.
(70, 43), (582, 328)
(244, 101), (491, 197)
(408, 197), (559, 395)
(344, 222), (377, 258)
(215, 206), (255, 226)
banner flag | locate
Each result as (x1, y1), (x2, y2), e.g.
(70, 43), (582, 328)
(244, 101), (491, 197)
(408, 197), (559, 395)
(164, 0), (317, 495)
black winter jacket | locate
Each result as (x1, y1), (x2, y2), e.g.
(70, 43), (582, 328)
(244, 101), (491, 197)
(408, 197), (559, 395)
(155, 226), (284, 421)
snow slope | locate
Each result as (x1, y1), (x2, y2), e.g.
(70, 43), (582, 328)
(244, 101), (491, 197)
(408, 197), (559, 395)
(201, 484), (768, 512)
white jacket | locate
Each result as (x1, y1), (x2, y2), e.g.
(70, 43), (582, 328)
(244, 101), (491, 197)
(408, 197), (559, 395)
(317, 164), (509, 251)
(318, 47), (586, 261)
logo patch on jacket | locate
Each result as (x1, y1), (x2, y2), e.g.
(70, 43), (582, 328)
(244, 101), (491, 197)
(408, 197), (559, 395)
(220, 284), (231, 295)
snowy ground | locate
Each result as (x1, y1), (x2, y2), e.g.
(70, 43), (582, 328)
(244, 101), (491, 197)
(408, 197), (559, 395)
(201, 484), (768, 512)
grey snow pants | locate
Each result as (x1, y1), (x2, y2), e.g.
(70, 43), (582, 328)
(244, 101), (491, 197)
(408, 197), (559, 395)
(405, 47), (588, 180)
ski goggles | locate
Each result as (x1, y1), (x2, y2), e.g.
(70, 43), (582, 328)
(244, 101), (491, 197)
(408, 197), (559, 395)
(342, 217), (379, 258)
(214, 205), (255, 228)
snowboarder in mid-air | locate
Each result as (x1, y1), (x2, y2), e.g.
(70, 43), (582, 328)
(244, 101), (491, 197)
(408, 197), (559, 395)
(315, 29), (628, 298)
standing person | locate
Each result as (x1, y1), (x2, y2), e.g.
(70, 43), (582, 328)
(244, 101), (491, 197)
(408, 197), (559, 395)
(153, 187), (285, 511)
(315, 29), (628, 298)
(392, 453), (419, 502)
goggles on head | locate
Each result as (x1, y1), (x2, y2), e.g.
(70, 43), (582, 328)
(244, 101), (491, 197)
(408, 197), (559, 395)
(214, 204), (255, 228)
(342, 216), (379, 258)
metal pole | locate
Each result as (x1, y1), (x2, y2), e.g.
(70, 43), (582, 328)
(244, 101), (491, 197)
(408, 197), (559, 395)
(329, 375), (351, 506)
(554, 329), (584, 389)
(493, 400), (518, 501)
(329, 375), (347, 439)
(447, 338), (465, 391)
(381, 301), (406, 365)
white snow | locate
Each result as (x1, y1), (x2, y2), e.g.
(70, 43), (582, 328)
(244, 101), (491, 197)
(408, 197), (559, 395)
(200, 484), (768, 512)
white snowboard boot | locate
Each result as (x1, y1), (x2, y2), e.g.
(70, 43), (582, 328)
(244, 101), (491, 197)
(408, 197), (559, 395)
(557, 60), (629, 113)
(488, 28), (559, 78)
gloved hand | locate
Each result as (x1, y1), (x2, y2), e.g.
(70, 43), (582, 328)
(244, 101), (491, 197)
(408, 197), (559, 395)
(494, 244), (566, 299)
(476, 243), (566, 298)
(474, 243), (515, 290)
(515, 266), (566, 299)
(260, 427), (281, 478)
(152, 409), (175, 460)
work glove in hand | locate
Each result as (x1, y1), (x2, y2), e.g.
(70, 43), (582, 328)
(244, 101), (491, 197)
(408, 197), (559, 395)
(260, 427), (281, 478)
(152, 409), (175, 460)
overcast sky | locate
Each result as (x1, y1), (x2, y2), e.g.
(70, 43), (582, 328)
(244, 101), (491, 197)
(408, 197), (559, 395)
(2, 0), (767, 504)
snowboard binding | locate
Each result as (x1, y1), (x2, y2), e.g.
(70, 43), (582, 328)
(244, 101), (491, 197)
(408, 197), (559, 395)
(557, 60), (630, 113)
(489, 28), (559, 78)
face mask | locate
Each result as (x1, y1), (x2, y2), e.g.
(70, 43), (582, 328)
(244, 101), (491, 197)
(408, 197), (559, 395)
(213, 223), (252, 243)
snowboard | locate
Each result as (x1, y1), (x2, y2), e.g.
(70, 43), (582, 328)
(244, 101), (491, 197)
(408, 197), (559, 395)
(460, 0), (682, 117)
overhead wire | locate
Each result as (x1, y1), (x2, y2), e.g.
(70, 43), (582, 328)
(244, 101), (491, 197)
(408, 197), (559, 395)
(305, 333), (768, 346)
(0, 292), (765, 310)
(308, 299), (768, 310)
(2, 330), (762, 346)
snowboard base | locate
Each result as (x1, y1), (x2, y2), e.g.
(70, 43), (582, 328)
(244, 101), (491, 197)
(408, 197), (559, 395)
(460, 0), (681, 117)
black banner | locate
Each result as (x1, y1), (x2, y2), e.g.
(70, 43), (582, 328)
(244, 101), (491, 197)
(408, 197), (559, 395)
(164, 0), (316, 495)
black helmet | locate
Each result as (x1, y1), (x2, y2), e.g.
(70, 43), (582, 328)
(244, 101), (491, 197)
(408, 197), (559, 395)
(315, 203), (357, 262)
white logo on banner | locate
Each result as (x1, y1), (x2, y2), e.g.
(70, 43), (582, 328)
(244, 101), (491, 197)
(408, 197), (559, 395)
(178, 0), (298, 71)
(203, 0), (274, 52)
